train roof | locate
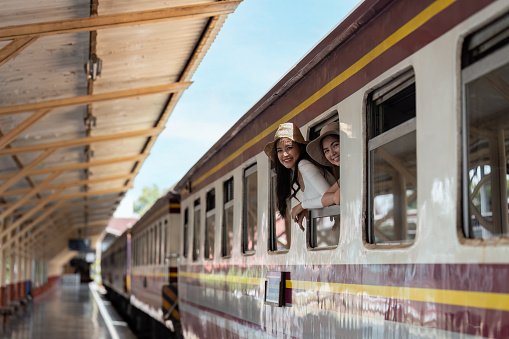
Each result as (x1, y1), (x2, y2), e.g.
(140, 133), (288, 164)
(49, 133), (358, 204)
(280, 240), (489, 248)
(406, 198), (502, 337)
(174, 0), (389, 193)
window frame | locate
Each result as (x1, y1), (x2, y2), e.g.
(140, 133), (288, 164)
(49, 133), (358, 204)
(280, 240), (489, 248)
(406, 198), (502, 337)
(182, 208), (189, 258)
(268, 166), (291, 253)
(222, 177), (234, 258)
(242, 163), (258, 255)
(204, 188), (216, 260)
(366, 69), (417, 246)
(307, 117), (341, 250)
(192, 198), (201, 261)
(461, 23), (509, 240)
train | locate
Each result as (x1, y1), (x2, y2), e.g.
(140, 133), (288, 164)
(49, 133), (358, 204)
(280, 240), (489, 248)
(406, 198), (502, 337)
(101, 0), (509, 338)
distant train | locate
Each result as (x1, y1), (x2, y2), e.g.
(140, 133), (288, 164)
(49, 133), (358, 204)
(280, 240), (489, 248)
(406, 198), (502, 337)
(102, 0), (509, 338)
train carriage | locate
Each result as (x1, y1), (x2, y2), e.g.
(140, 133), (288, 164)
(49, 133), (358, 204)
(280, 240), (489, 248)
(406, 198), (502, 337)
(102, 230), (129, 298)
(173, 0), (509, 338)
(102, 190), (181, 335)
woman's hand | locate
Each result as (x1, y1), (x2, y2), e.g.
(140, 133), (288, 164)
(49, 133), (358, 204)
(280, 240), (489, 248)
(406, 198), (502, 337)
(295, 209), (308, 232)
(291, 203), (304, 223)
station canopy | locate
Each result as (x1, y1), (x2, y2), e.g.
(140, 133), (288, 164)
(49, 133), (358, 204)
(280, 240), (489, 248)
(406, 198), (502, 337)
(0, 0), (241, 260)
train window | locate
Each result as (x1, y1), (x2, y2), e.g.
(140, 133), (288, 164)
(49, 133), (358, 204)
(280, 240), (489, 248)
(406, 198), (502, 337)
(183, 208), (189, 258)
(222, 178), (234, 257)
(367, 69), (417, 245)
(307, 118), (341, 249)
(269, 168), (291, 252)
(150, 228), (154, 264)
(462, 14), (509, 239)
(163, 219), (167, 263)
(134, 238), (137, 267)
(157, 222), (162, 265)
(192, 199), (201, 261)
(144, 232), (148, 265)
(204, 189), (216, 259)
(242, 164), (258, 254)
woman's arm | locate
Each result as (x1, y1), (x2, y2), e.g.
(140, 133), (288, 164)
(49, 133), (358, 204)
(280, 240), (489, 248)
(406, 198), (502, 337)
(321, 179), (340, 206)
(298, 160), (331, 209)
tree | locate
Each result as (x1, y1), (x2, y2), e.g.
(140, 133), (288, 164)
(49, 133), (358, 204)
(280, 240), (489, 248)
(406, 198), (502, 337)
(134, 184), (164, 216)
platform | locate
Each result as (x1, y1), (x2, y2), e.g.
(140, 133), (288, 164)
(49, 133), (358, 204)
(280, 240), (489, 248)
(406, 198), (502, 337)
(0, 282), (136, 339)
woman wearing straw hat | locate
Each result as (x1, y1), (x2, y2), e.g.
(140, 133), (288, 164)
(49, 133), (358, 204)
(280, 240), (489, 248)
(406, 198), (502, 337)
(264, 123), (334, 231)
(306, 122), (340, 206)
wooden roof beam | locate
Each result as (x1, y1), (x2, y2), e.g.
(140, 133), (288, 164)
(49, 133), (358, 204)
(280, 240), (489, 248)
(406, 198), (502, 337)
(2, 187), (125, 248)
(0, 149), (56, 195)
(0, 109), (52, 149)
(0, 82), (192, 115)
(0, 188), (66, 241)
(3, 173), (134, 197)
(6, 195), (122, 213)
(0, 36), (39, 67)
(0, 154), (145, 181)
(0, 171), (62, 221)
(0, 127), (162, 157)
(0, 1), (242, 41)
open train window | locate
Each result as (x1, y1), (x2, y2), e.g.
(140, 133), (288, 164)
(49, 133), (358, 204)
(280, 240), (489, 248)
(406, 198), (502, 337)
(204, 189), (216, 259)
(269, 166), (291, 252)
(461, 14), (509, 240)
(192, 199), (201, 261)
(222, 178), (234, 257)
(183, 208), (189, 258)
(307, 117), (341, 249)
(242, 164), (258, 254)
(366, 69), (417, 245)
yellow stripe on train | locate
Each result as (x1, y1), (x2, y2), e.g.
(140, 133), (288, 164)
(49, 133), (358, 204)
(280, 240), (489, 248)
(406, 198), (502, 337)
(132, 272), (178, 278)
(180, 271), (509, 312)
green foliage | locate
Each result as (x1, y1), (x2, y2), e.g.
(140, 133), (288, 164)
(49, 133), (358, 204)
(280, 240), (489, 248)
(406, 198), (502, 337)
(134, 184), (165, 216)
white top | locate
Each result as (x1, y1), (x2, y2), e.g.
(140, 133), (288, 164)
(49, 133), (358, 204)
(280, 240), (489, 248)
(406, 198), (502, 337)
(297, 159), (333, 209)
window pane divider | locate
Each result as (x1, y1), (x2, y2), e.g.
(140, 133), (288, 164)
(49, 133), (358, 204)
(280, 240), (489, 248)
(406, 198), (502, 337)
(368, 117), (416, 151)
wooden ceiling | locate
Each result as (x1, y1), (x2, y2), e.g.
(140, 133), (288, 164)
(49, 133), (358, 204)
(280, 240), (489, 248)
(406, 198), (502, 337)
(0, 0), (241, 261)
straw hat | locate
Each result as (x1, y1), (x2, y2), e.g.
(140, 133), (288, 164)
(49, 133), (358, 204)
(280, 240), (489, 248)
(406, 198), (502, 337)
(264, 123), (308, 161)
(306, 122), (339, 166)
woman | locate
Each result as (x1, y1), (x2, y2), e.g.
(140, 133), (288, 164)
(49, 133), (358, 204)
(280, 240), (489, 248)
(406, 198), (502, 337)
(306, 122), (340, 207)
(264, 123), (334, 231)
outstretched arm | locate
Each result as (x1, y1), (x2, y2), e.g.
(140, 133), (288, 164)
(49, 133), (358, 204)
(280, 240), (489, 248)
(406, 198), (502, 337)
(321, 180), (340, 207)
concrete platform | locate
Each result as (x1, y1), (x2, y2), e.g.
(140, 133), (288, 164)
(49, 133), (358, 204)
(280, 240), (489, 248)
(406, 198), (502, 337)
(0, 282), (136, 339)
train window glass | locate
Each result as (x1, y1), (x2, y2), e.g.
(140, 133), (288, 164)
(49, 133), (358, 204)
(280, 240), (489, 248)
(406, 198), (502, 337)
(367, 69), (417, 245)
(137, 236), (140, 265)
(204, 189), (216, 260)
(154, 226), (157, 264)
(307, 119), (341, 249)
(183, 208), (189, 258)
(192, 199), (201, 261)
(462, 14), (509, 239)
(163, 219), (167, 264)
(150, 228), (154, 264)
(157, 222), (162, 265)
(134, 239), (137, 267)
(222, 178), (234, 257)
(242, 164), (258, 254)
(144, 232), (148, 265)
(269, 167), (291, 252)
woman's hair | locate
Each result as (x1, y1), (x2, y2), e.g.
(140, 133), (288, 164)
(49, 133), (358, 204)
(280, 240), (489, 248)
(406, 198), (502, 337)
(273, 141), (330, 217)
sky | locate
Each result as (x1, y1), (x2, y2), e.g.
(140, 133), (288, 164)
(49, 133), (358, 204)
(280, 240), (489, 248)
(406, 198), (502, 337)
(114, 0), (361, 218)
